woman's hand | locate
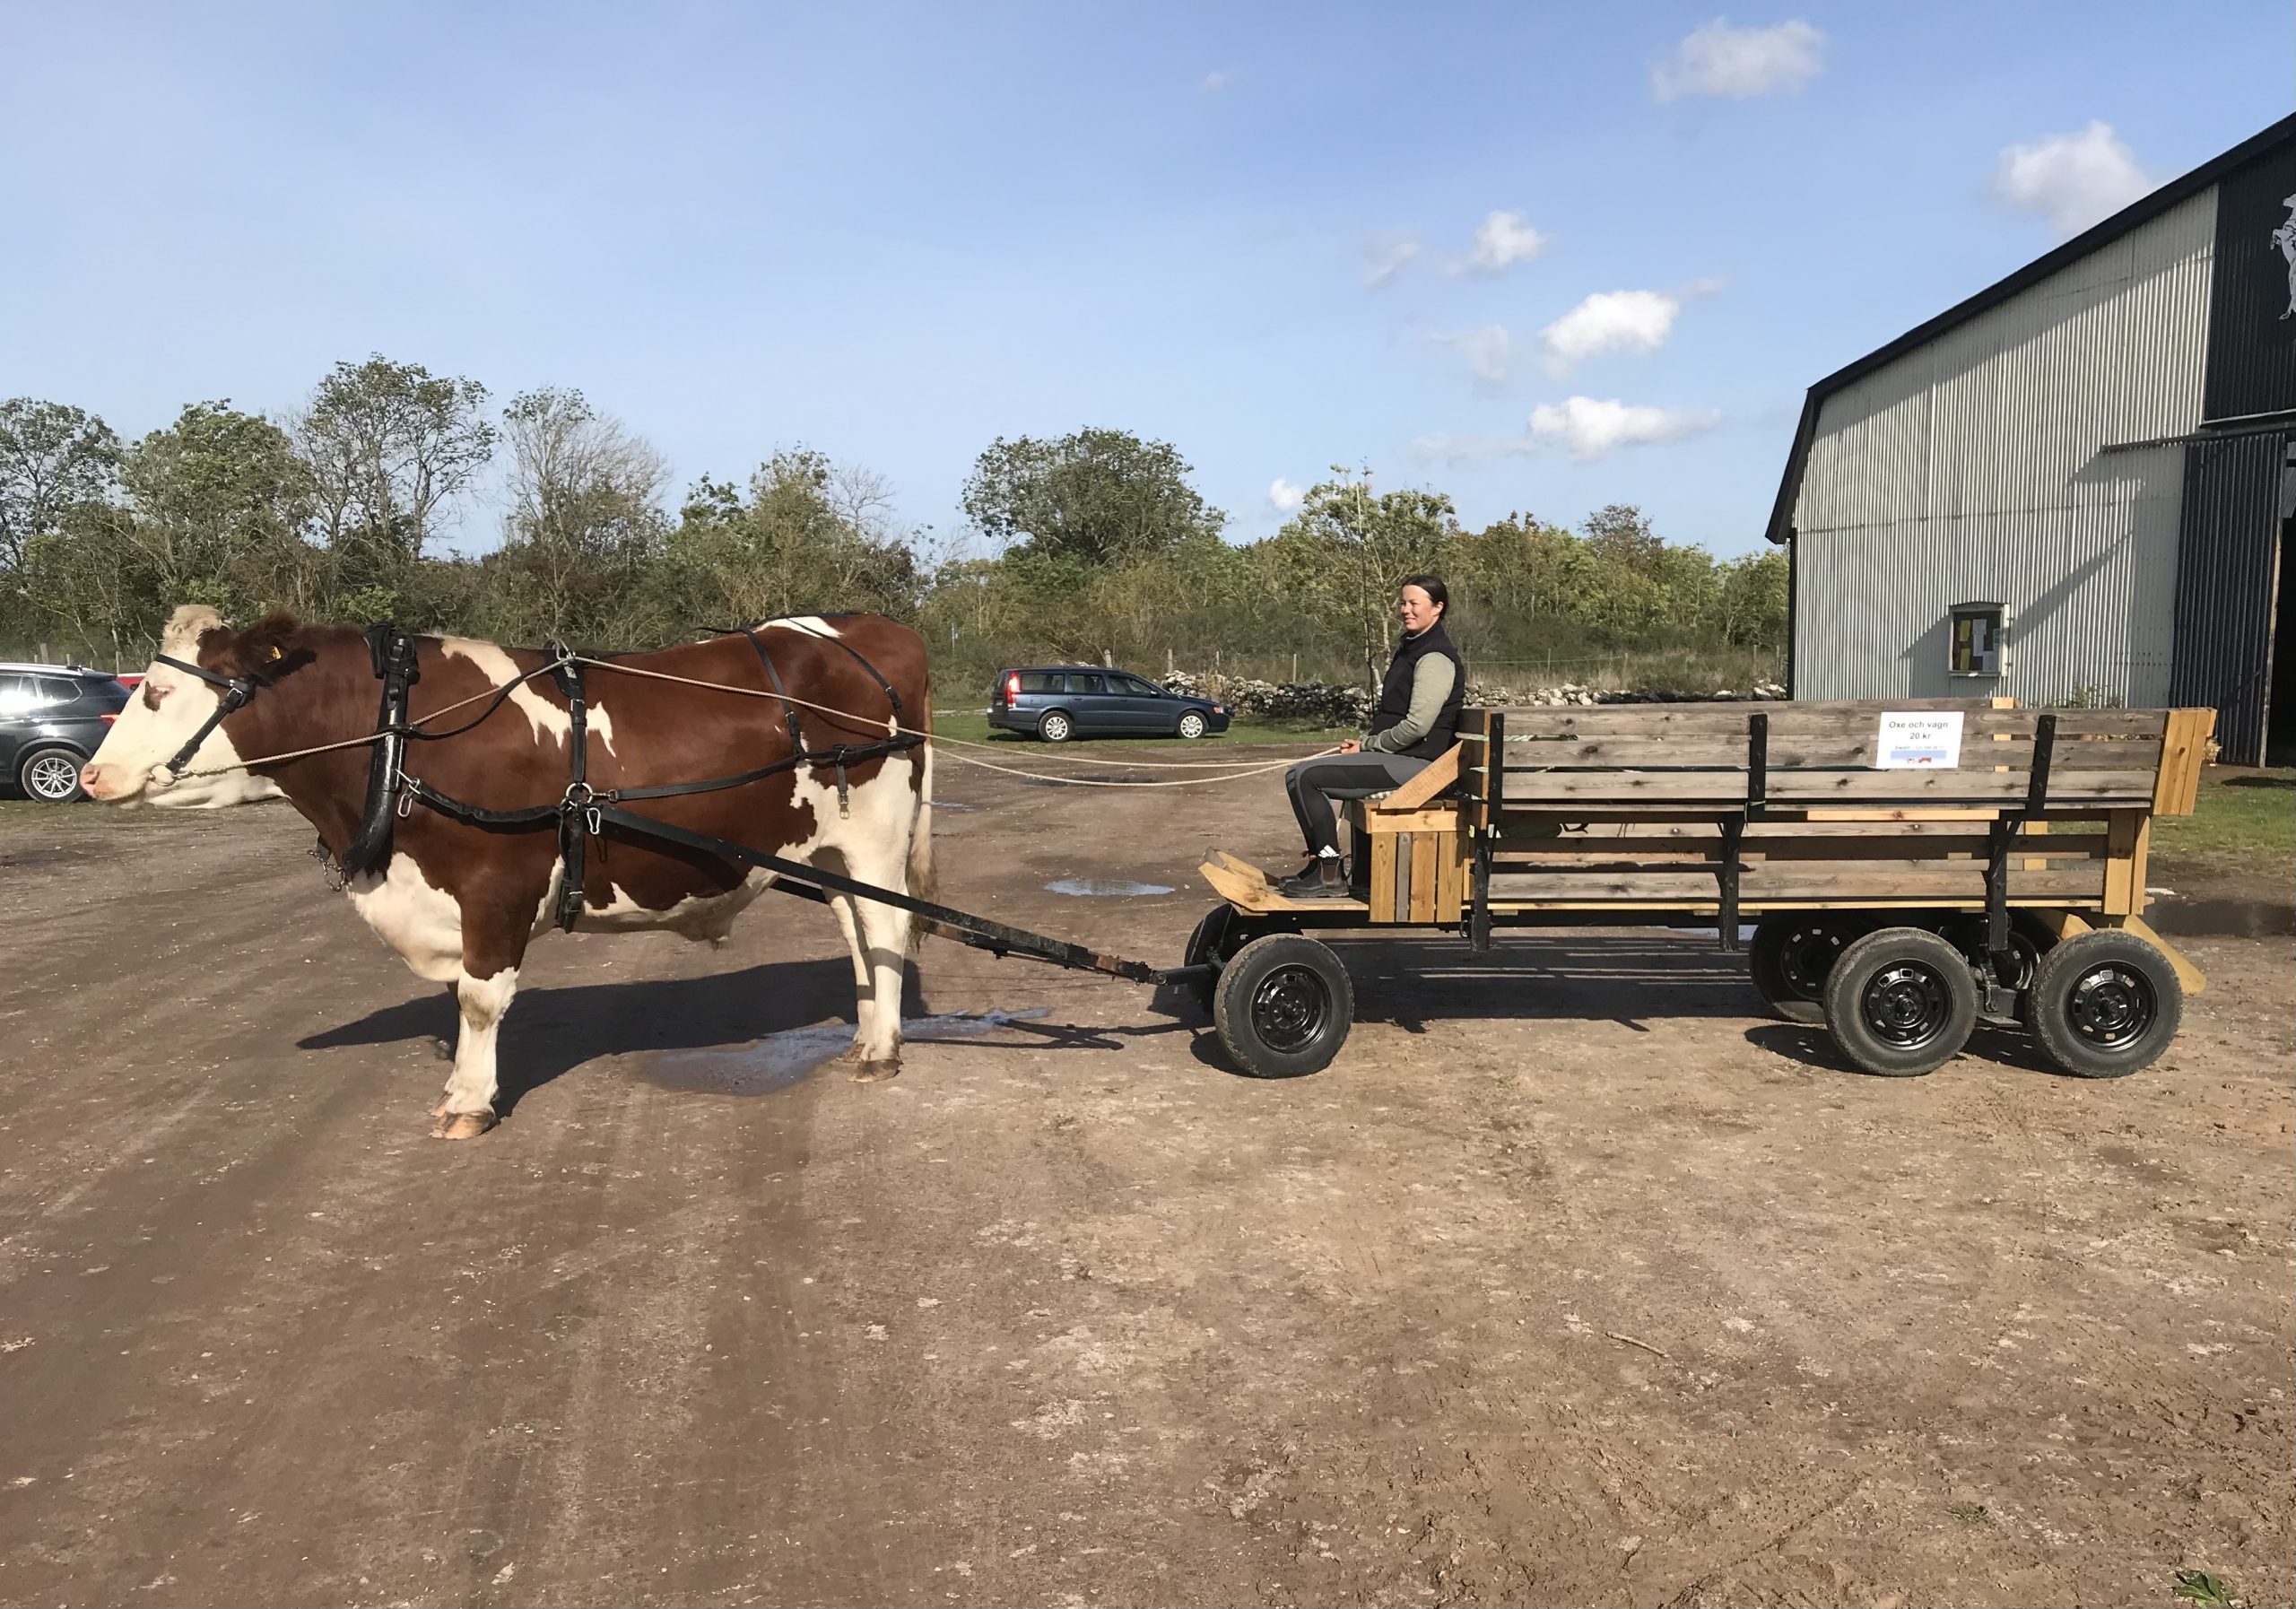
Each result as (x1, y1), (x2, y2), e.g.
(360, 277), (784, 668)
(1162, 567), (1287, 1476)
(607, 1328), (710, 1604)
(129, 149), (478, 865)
(1337, 739), (1361, 755)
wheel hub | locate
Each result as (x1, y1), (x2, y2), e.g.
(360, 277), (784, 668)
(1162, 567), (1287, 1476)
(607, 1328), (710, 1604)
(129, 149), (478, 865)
(26, 755), (78, 799)
(1252, 965), (1331, 1053)
(2066, 964), (2155, 1049)
(1863, 962), (1951, 1048)
(1779, 924), (1844, 996)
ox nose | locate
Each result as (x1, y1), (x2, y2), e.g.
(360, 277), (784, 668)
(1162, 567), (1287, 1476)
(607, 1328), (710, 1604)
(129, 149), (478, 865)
(81, 761), (116, 799)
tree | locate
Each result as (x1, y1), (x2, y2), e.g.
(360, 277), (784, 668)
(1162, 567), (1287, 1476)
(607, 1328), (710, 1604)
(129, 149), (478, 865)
(665, 448), (920, 631)
(0, 398), (122, 575)
(961, 429), (1225, 581)
(291, 355), (494, 570)
(480, 387), (671, 642)
(1272, 468), (1457, 683)
(22, 402), (317, 659)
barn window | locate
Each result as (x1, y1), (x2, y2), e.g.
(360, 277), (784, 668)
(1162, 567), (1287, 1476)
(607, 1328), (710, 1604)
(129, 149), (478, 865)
(1949, 602), (2006, 677)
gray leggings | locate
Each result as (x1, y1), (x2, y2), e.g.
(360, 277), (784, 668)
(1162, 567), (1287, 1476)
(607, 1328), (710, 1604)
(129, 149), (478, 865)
(1284, 752), (1429, 856)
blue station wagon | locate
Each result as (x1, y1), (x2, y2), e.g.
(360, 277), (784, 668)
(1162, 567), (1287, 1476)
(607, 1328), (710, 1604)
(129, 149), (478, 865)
(989, 666), (1232, 742)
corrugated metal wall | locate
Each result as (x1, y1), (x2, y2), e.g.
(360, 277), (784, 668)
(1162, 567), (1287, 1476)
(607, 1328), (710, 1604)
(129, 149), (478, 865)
(2170, 431), (2285, 763)
(1793, 189), (2217, 705)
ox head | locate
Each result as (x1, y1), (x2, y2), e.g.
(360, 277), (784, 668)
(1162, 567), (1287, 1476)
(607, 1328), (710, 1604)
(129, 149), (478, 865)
(83, 605), (297, 807)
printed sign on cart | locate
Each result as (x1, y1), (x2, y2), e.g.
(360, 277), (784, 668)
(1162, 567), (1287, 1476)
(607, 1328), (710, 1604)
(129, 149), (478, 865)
(1875, 710), (1964, 769)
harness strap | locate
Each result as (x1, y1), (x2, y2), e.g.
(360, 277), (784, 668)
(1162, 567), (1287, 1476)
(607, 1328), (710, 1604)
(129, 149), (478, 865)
(152, 653), (258, 778)
(547, 644), (589, 932)
(335, 624), (421, 878)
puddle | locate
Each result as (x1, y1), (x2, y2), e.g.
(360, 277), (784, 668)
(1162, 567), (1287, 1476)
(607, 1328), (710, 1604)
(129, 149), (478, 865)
(1020, 774), (1157, 788)
(2147, 898), (2294, 938)
(0, 848), (83, 870)
(642, 1008), (1052, 1095)
(934, 801), (982, 813)
(1046, 878), (1175, 897)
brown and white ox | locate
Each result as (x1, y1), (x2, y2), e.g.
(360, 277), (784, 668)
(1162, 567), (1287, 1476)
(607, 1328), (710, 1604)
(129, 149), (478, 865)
(83, 604), (934, 1137)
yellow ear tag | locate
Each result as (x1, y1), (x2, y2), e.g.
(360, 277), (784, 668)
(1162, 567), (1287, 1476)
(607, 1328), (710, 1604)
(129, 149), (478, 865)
(269, 646), (283, 660)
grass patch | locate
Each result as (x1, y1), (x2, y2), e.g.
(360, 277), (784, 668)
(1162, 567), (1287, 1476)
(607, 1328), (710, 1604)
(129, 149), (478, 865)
(2173, 1569), (2236, 1607)
(2152, 768), (2294, 876)
(1948, 1502), (1991, 1526)
(929, 709), (1350, 751)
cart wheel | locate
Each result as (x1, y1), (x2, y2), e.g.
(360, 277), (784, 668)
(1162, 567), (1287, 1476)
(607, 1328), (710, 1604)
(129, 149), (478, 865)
(1822, 926), (1980, 1077)
(2023, 930), (2181, 1079)
(1749, 915), (1863, 1023)
(1179, 904), (1235, 1013)
(1213, 934), (1353, 1079)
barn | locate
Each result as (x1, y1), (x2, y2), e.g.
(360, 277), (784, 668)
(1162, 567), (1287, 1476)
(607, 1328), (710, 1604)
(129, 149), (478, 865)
(1769, 113), (2296, 765)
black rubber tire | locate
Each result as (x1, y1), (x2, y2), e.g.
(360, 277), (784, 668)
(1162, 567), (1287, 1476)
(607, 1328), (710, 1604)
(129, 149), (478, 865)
(1176, 710), (1207, 739)
(2024, 930), (2182, 1079)
(1822, 926), (1980, 1077)
(17, 746), (86, 804)
(1037, 710), (1074, 743)
(1213, 934), (1353, 1079)
(1749, 915), (1862, 1023)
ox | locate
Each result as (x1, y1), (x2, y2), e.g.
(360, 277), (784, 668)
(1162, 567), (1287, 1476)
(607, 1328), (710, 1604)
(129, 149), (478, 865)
(83, 604), (934, 1137)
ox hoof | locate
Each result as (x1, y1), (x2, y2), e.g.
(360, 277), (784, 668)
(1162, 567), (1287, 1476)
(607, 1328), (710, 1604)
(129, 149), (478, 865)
(848, 1058), (902, 1084)
(430, 1109), (499, 1140)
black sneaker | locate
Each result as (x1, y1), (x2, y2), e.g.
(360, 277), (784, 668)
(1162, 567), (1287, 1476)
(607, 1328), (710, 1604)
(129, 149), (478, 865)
(1277, 856), (1348, 899)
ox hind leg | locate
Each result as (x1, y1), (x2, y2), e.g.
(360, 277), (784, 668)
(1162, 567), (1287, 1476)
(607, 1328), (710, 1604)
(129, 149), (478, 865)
(821, 848), (915, 1083)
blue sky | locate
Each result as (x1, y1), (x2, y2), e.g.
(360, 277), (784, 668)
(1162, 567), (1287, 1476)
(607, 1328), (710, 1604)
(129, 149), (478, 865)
(2, 2), (2287, 559)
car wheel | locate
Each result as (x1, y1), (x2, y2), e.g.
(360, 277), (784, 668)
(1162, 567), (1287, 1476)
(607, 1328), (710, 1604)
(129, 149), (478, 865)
(19, 747), (86, 803)
(1038, 710), (1074, 744)
(1176, 710), (1207, 739)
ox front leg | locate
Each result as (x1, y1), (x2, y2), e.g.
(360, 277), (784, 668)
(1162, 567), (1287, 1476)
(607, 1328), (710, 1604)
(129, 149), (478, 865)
(434, 964), (517, 1139)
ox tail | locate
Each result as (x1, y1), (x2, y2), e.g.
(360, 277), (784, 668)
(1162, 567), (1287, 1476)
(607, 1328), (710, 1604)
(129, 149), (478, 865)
(905, 703), (935, 952)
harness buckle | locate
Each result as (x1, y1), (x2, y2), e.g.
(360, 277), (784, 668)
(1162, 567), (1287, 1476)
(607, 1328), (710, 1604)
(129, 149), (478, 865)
(396, 785), (414, 819)
(562, 779), (595, 813)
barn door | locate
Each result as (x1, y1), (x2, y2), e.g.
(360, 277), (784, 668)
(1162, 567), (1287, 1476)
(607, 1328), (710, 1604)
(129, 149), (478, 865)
(2170, 431), (2284, 766)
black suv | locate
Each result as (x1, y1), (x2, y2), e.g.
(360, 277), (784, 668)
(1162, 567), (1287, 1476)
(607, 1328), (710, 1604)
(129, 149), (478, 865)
(989, 666), (1231, 743)
(1, 664), (131, 802)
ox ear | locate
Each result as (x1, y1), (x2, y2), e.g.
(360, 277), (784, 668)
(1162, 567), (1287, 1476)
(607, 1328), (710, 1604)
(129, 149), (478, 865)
(215, 610), (308, 682)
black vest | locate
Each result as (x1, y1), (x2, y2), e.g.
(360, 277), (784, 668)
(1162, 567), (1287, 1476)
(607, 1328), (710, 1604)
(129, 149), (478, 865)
(1370, 622), (1465, 761)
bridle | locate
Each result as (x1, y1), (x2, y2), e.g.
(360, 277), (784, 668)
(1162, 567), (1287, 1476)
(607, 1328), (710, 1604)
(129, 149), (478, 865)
(149, 653), (262, 778)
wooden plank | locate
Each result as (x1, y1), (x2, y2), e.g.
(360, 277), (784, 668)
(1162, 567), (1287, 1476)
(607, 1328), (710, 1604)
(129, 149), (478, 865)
(1500, 735), (2160, 771)
(2099, 913), (2208, 994)
(1494, 705), (2167, 741)
(1370, 832), (1397, 923)
(2101, 810), (2145, 916)
(1380, 744), (1463, 810)
(1359, 807), (1466, 834)
(1492, 833), (2113, 863)
(1200, 857), (1279, 912)
(1491, 769), (2159, 804)
(1485, 896), (2106, 915)
(2152, 708), (2211, 815)
(1488, 866), (2107, 901)
(1213, 849), (1270, 888)
(1409, 831), (1439, 921)
(1436, 829), (1466, 922)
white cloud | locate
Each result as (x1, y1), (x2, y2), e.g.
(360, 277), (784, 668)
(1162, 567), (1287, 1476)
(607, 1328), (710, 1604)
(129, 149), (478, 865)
(1200, 69), (1230, 94)
(1539, 290), (1681, 378)
(1992, 120), (2152, 237)
(1448, 210), (1549, 276)
(1651, 19), (1825, 101)
(1411, 396), (1720, 465)
(1531, 396), (1718, 459)
(1268, 476), (1306, 512)
(1363, 230), (1422, 289)
(1434, 323), (1519, 385)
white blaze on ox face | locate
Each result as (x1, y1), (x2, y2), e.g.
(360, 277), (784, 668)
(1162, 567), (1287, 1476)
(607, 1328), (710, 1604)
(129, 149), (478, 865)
(81, 605), (283, 807)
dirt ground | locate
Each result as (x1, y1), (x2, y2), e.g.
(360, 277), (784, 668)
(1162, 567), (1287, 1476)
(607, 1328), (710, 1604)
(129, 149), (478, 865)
(1, 750), (2289, 1609)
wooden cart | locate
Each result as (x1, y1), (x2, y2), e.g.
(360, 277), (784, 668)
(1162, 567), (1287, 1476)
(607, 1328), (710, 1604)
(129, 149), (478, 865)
(1192, 699), (2216, 1081)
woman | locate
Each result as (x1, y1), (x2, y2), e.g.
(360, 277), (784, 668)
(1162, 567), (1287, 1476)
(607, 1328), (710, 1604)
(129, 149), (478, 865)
(1277, 575), (1465, 899)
